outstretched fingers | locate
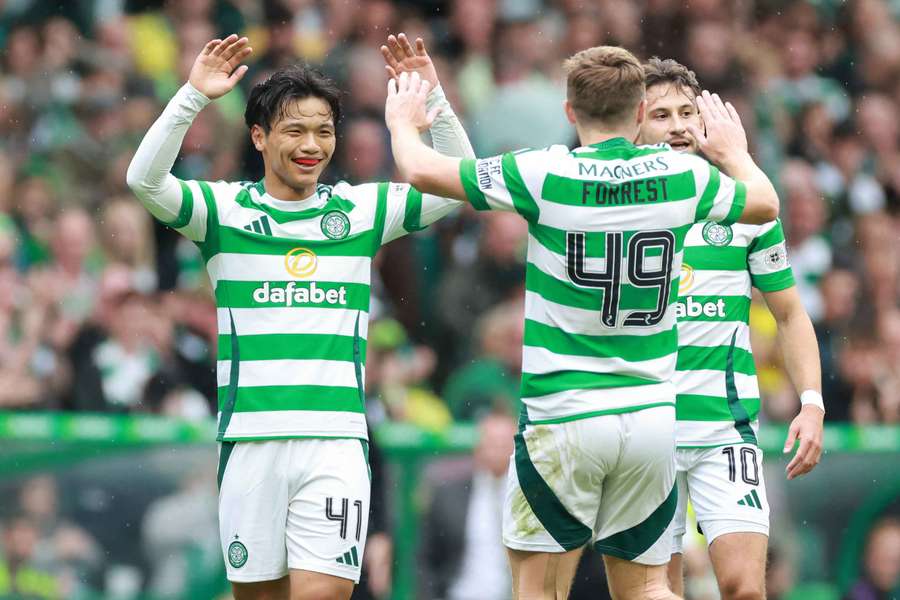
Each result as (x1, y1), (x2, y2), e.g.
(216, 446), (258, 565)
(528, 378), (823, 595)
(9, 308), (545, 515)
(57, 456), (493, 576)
(397, 32), (416, 57)
(417, 77), (431, 99)
(725, 101), (743, 126)
(220, 36), (250, 63)
(211, 33), (238, 56)
(228, 64), (250, 85)
(227, 45), (253, 70)
(381, 45), (400, 72)
(415, 37), (428, 57)
(386, 35), (405, 61)
(202, 39), (222, 56)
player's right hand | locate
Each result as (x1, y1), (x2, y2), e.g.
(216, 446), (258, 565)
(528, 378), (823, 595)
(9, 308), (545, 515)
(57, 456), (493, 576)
(686, 90), (750, 169)
(385, 71), (441, 133)
(188, 34), (252, 100)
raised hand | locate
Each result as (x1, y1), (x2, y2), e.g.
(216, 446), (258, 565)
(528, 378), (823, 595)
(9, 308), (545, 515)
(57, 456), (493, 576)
(385, 71), (441, 133)
(380, 33), (440, 90)
(686, 90), (749, 168)
(188, 34), (252, 100)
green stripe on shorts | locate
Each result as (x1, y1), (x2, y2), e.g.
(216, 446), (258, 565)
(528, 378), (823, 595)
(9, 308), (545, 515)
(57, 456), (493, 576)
(514, 431), (591, 551)
(593, 483), (677, 560)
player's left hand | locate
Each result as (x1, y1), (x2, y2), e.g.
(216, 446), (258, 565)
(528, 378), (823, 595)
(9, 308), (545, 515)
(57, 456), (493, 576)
(783, 404), (824, 480)
(380, 33), (440, 90)
(385, 71), (441, 133)
(686, 90), (749, 169)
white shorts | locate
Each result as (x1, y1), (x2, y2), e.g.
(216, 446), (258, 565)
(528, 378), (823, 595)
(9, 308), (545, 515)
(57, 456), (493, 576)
(218, 438), (370, 583)
(502, 406), (677, 566)
(671, 443), (769, 554)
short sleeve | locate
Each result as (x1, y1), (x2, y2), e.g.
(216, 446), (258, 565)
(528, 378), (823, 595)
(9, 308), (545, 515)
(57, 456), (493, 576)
(747, 219), (795, 292)
(380, 182), (462, 244)
(694, 163), (747, 226)
(459, 150), (542, 222)
(167, 179), (212, 241)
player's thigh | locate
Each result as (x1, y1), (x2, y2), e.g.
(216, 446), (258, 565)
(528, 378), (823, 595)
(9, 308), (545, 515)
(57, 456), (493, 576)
(603, 555), (681, 600)
(666, 554), (683, 598)
(594, 406), (677, 567)
(289, 569), (355, 600)
(503, 420), (614, 554)
(667, 452), (693, 597)
(286, 438), (371, 586)
(687, 444), (768, 599)
(219, 441), (292, 583)
(686, 444), (769, 546)
(708, 532), (767, 600)
(232, 577), (290, 600)
(508, 546), (584, 600)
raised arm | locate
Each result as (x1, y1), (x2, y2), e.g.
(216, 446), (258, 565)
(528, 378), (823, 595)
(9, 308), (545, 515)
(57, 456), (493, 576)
(126, 35), (251, 239)
(380, 34), (473, 230)
(385, 72), (466, 201)
(381, 33), (475, 160)
(687, 91), (779, 224)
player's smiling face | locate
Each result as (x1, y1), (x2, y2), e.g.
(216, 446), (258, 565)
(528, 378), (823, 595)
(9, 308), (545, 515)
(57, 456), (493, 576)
(639, 83), (701, 154)
(253, 96), (336, 198)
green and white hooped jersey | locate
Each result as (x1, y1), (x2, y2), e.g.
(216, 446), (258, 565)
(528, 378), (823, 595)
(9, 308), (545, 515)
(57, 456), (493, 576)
(165, 178), (433, 441)
(459, 138), (747, 424)
(673, 219), (795, 448)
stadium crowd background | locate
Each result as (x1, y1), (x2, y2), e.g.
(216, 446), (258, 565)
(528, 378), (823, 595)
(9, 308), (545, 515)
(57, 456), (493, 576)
(0, 0), (899, 599)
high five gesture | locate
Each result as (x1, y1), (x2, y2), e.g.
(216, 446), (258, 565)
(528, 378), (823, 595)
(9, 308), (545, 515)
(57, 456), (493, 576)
(188, 34), (252, 99)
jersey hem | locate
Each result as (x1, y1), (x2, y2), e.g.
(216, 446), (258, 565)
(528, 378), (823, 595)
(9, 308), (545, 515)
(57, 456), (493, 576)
(675, 440), (759, 450)
(218, 432), (369, 442)
(226, 569), (289, 583)
(287, 561), (360, 583)
(527, 402), (675, 425)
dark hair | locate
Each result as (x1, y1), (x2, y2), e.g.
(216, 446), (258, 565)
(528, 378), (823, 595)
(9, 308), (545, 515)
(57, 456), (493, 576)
(643, 57), (701, 98)
(244, 65), (343, 133)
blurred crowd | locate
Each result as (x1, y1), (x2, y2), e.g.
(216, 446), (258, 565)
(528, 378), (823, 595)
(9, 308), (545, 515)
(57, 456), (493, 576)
(1, 0), (900, 598)
(1, 0), (899, 424)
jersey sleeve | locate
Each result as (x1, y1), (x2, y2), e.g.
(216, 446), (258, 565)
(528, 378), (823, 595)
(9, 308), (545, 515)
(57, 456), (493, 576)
(458, 149), (546, 222)
(126, 83), (213, 242)
(747, 219), (795, 292)
(693, 161), (747, 226)
(380, 183), (462, 244)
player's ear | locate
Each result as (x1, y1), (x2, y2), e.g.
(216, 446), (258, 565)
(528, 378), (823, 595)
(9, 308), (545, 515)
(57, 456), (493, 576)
(563, 100), (577, 125)
(635, 98), (647, 127)
(250, 124), (266, 152)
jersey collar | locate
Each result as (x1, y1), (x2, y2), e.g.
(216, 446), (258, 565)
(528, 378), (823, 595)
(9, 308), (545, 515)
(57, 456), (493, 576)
(587, 137), (634, 150)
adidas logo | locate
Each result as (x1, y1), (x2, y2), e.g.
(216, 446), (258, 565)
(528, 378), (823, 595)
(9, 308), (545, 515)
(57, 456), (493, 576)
(737, 489), (763, 509)
(336, 546), (360, 567)
(244, 216), (272, 235)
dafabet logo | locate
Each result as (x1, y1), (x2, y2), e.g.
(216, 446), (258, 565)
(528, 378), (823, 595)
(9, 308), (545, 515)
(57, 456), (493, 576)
(284, 247), (317, 278)
(251, 247), (349, 307)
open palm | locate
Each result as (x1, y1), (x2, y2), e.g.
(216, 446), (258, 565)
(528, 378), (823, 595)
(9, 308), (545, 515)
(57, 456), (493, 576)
(380, 33), (440, 89)
(188, 34), (252, 100)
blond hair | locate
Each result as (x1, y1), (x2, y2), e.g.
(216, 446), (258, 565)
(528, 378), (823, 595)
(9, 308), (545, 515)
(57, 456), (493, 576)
(563, 46), (645, 125)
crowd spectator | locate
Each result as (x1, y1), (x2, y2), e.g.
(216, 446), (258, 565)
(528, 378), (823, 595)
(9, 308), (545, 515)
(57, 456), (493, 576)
(418, 411), (517, 600)
(0, 0), (893, 426)
(845, 516), (900, 600)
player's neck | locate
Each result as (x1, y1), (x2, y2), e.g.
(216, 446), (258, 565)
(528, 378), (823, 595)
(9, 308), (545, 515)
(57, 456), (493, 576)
(576, 123), (639, 148)
(262, 168), (317, 202)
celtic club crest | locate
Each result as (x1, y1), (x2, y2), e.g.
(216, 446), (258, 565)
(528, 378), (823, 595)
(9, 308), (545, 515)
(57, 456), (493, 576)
(321, 210), (350, 240)
(228, 540), (248, 568)
(702, 221), (733, 246)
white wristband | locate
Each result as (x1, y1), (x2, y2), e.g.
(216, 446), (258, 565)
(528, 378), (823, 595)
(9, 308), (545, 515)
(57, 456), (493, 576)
(800, 390), (825, 413)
